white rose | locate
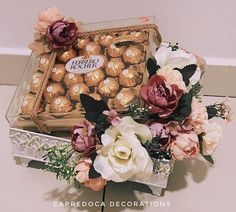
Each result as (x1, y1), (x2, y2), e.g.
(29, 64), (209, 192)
(94, 117), (153, 182)
(154, 42), (201, 86)
(202, 122), (222, 155)
(157, 65), (187, 92)
(154, 42), (197, 69)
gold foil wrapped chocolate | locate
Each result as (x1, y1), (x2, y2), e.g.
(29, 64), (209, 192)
(39, 54), (50, 71)
(84, 42), (101, 56)
(84, 69), (105, 87)
(21, 93), (42, 115)
(105, 58), (125, 77)
(74, 37), (90, 49)
(43, 83), (65, 103)
(98, 78), (119, 98)
(30, 72), (43, 94)
(130, 31), (148, 43)
(68, 83), (89, 101)
(98, 34), (113, 47)
(57, 48), (77, 63)
(113, 88), (137, 109)
(64, 73), (84, 88)
(119, 67), (139, 87)
(123, 46), (143, 64)
(108, 44), (126, 57)
(50, 96), (72, 113)
(50, 64), (66, 82)
(98, 54), (108, 69)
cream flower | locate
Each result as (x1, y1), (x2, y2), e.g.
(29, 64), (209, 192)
(157, 65), (187, 92)
(202, 122), (222, 155)
(35, 6), (64, 34)
(94, 117), (153, 182)
(189, 98), (208, 134)
(154, 42), (197, 69)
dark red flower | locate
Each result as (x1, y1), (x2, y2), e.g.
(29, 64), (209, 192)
(140, 75), (183, 118)
(46, 20), (78, 49)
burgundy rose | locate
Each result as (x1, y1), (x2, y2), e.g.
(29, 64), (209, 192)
(140, 75), (183, 118)
(46, 20), (78, 49)
(71, 120), (97, 153)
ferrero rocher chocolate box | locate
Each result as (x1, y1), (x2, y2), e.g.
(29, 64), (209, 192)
(6, 17), (162, 133)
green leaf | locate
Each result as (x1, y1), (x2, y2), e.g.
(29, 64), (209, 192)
(147, 58), (160, 78)
(175, 64), (197, 86)
(202, 155), (214, 165)
(170, 90), (193, 122)
(80, 94), (109, 123)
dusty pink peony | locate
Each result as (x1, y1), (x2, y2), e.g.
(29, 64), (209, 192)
(74, 158), (92, 183)
(170, 132), (200, 160)
(35, 6), (64, 34)
(187, 97), (208, 133)
(74, 158), (106, 191)
(84, 177), (107, 191)
(140, 75), (183, 118)
(71, 120), (97, 153)
(46, 20), (78, 49)
(103, 110), (121, 126)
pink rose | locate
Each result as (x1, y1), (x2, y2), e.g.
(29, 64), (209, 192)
(140, 75), (183, 118)
(46, 20), (78, 49)
(170, 132), (200, 160)
(103, 110), (121, 126)
(71, 120), (97, 153)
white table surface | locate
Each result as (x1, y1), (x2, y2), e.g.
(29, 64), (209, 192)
(0, 85), (235, 212)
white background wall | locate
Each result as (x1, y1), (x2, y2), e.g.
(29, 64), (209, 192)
(0, 0), (236, 63)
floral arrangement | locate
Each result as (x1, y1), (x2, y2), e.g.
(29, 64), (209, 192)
(29, 6), (80, 55)
(43, 40), (232, 191)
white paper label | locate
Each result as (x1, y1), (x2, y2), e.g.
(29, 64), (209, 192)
(65, 55), (104, 74)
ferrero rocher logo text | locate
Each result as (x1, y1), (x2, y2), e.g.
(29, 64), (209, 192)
(66, 55), (104, 74)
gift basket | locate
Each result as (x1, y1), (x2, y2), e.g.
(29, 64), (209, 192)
(6, 7), (231, 196)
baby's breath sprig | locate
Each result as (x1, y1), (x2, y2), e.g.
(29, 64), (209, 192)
(128, 104), (149, 121)
(42, 144), (77, 181)
(206, 99), (232, 122)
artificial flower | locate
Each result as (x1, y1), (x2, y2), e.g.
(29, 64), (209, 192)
(74, 158), (106, 191)
(188, 97), (208, 134)
(84, 177), (107, 191)
(74, 158), (92, 183)
(221, 98), (233, 122)
(35, 6), (64, 34)
(94, 116), (153, 182)
(157, 65), (187, 92)
(154, 41), (197, 69)
(46, 20), (78, 49)
(147, 121), (171, 150)
(170, 132), (200, 160)
(103, 110), (121, 126)
(140, 74), (183, 118)
(201, 122), (222, 155)
(71, 120), (97, 153)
